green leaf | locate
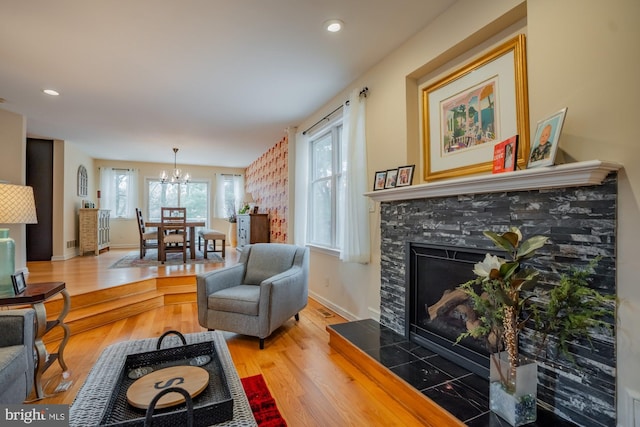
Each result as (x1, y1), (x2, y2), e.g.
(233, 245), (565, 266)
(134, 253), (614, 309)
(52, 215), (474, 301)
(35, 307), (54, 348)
(499, 261), (519, 280)
(516, 235), (548, 258)
(483, 231), (515, 253)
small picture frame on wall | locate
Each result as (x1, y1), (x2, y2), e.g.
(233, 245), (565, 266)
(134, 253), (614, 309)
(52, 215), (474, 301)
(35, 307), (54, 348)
(373, 171), (387, 191)
(11, 272), (26, 295)
(395, 165), (415, 187)
(384, 169), (398, 189)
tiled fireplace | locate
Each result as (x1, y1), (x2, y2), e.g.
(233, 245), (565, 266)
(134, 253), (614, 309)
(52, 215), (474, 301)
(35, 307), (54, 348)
(369, 162), (619, 427)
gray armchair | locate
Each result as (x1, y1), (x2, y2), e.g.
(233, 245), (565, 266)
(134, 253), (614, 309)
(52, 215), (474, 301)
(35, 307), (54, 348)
(197, 243), (309, 349)
(0, 308), (35, 403)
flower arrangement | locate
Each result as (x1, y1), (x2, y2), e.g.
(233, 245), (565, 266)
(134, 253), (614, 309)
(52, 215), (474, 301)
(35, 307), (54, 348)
(225, 199), (238, 223)
(457, 227), (614, 392)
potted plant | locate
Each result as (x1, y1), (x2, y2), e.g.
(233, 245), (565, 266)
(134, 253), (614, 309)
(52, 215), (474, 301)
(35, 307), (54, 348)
(457, 227), (614, 426)
(238, 203), (250, 214)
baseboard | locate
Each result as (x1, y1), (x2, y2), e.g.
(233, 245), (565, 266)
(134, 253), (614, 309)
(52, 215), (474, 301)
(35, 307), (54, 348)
(109, 244), (138, 249)
(367, 306), (381, 322)
(307, 290), (358, 321)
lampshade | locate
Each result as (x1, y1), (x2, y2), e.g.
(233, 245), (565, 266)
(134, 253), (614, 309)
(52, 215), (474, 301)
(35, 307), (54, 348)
(0, 183), (37, 296)
(0, 184), (38, 224)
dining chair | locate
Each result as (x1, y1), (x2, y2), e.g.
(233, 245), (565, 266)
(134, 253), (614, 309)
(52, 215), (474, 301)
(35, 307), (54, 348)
(135, 208), (158, 259)
(159, 207), (187, 263)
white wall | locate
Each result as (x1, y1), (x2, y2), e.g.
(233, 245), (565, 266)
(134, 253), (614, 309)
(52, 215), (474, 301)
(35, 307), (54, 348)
(295, 0), (639, 424)
(527, 1), (640, 424)
(53, 141), (95, 260)
(0, 108), (28, 272)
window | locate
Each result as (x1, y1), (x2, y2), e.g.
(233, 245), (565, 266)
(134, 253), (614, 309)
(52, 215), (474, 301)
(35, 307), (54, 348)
(100, 168), (137, 218)
(215, 174), (244, 219)
(77, 165), (88, 197)
(308, 123), (343, 248)
(147, 180), (209, 221)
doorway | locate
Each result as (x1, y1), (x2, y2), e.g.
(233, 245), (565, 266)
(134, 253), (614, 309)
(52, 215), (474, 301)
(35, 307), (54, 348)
(26, 138), (53, 261)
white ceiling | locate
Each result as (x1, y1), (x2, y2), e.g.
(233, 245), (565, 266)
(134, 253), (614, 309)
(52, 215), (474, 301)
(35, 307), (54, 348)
(0, 0), (455, 168)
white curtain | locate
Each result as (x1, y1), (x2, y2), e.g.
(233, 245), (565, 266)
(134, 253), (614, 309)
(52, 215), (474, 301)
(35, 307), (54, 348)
(338, 89), (370, 263)
(233, 175), (244, 213)
(214, 173), (244, 219)
(293, 130), (309, 247)
(99, 167), (138, 218)
(214, 173), (226, 218)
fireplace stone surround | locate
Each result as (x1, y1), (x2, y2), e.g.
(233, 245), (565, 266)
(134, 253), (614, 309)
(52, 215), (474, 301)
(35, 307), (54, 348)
(367, 161), (620, 427)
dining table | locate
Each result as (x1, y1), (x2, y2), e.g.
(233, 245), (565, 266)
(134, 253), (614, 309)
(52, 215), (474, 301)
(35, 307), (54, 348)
(145, 220), (205, 260)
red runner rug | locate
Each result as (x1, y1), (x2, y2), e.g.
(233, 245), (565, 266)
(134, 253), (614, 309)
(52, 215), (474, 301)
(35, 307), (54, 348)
(241, 374), (287, 427)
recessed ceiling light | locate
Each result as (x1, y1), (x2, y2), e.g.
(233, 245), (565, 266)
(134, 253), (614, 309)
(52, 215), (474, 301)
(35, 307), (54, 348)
(43, 89), (59, 96)
(324, 19), (344, 33)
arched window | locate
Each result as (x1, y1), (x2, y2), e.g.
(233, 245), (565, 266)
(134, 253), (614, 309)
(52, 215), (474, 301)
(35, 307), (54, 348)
(77, 165), (88, 197)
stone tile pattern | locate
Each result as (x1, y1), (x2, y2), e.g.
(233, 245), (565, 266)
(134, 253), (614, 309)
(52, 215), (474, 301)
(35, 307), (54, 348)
(379, 174), (617, 427)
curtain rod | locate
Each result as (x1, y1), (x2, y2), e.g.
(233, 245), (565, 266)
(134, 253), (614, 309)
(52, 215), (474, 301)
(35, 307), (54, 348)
(302, 87), (368, 136)
(99, 167), (134, 172)
(220, 173), (243, 177)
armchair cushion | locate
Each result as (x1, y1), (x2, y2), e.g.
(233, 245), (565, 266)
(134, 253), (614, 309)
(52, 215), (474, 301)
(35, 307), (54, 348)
(208, 284), (260, 316)
(243, 244), (298, 285)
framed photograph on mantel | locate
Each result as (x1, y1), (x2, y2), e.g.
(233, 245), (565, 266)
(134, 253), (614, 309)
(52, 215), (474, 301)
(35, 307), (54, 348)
(492, 135), (519, 174)
(373, 171), (387, 191)
(422, 34), (530, 181)
(527, 107), (567, 169)
(384, 169), (398, 189)
(396, 165), (415, 187)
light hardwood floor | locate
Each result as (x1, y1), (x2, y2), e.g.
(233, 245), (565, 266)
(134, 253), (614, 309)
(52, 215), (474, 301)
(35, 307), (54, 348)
(29, 248), (426, 426)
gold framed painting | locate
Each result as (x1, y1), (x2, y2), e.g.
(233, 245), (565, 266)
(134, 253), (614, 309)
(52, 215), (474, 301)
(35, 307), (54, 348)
(422, 34), (530, 181)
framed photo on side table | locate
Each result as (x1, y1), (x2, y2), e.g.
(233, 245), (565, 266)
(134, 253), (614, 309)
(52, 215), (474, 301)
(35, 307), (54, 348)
(527, 107), (567, 168)
(384, 169), (398, 189)
(11, 272), (26, 295)
(373, 171), (387, 191)
(396, 165), (415, 187)
(422, 34), (529, 181)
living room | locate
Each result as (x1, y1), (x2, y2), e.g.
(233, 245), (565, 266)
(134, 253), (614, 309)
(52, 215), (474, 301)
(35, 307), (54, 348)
(1, 1), (638, 426)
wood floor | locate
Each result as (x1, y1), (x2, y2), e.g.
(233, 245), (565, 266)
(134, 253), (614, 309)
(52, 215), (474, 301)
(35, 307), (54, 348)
(30, 248), (427, 426)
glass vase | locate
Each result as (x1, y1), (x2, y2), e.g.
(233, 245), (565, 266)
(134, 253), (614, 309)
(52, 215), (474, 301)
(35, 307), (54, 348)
(489, 351), (537, 426)
(0, 229), (15, 296)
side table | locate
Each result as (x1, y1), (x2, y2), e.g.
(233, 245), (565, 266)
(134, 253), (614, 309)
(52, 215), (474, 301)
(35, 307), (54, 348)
(0, 281), (71, 399)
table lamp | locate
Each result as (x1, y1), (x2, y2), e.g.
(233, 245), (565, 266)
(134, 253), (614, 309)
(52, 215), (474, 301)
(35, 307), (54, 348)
(0, 183), (38, 295)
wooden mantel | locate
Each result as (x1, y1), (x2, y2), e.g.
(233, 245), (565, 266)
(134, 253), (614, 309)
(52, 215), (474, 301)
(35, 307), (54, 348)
(365, 160), (622, 202)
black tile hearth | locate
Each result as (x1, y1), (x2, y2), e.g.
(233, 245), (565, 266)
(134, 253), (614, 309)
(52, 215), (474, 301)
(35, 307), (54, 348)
(329, 319), (577, 427)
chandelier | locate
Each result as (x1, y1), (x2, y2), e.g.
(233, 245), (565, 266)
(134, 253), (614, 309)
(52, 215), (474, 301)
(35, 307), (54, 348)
(160, 148), (190, 184)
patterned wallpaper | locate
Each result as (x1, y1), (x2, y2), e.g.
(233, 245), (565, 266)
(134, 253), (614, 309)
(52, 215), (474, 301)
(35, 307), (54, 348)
(245, 135), (288, 243)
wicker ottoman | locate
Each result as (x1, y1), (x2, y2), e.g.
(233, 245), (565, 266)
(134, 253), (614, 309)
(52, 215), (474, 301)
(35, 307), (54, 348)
(198, 229), (226, 258)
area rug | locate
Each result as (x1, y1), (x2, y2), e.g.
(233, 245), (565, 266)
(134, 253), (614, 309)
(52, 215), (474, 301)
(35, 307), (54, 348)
(241, 374), (287, 427)
(109, 250), (224, 268)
